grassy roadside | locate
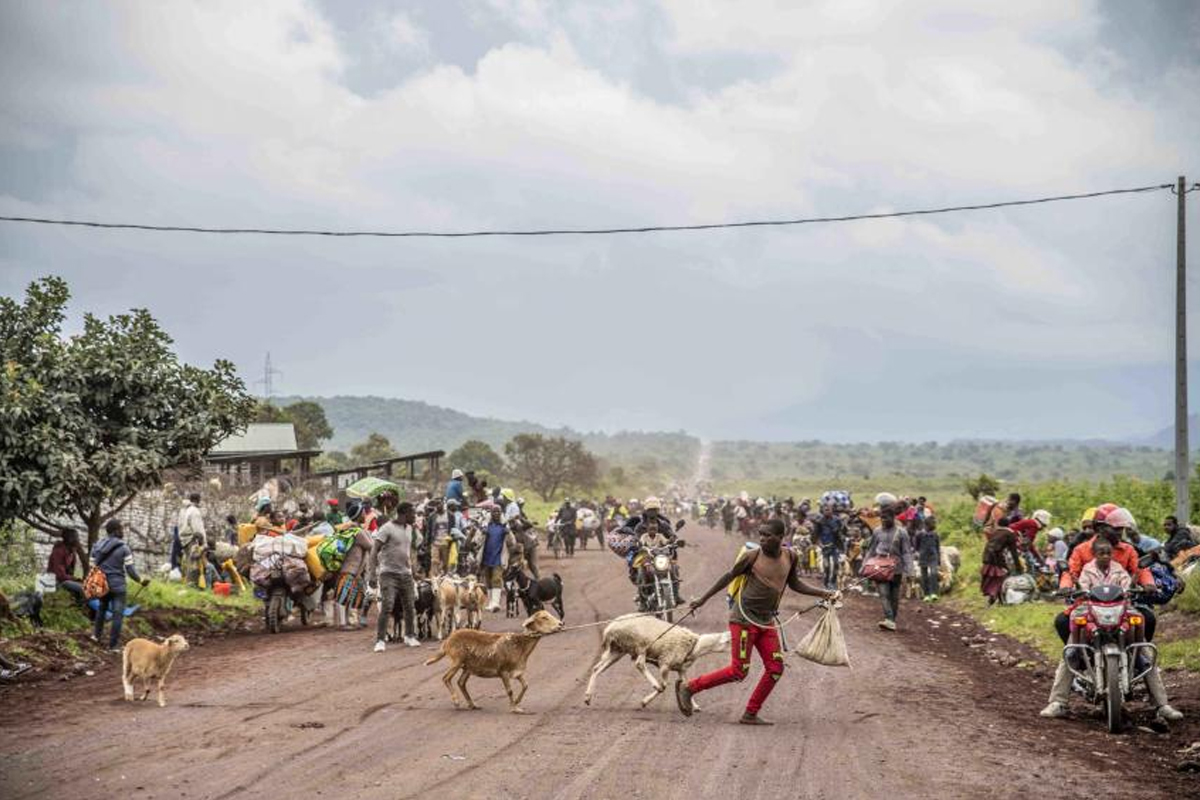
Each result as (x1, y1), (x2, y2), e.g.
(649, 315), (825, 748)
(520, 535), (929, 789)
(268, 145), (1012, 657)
(1, 578), (259, 670)
(931, 501), (1200, 671)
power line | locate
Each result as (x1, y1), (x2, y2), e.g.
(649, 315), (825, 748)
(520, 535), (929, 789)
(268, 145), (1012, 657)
(0, 183), (1176, 239)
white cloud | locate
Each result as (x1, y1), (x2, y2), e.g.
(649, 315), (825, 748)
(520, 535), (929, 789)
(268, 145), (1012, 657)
(0, 0), (1196, 440)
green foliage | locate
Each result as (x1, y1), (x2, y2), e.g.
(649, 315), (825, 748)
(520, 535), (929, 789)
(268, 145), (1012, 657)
(0, 522), (39, 578)
(253, 400), (333, 450)
(448, 439), (505, 476)
(282, 401), (333, 449)
(710, 439), (1178, 487)
(0, 277), (256, 551)
(964, 473), (1001, 500)
(350, 432), (397, 464)
(505, 433), (599, 501)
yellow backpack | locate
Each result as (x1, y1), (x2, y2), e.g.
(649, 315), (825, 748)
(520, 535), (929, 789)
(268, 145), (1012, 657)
(726, 543), (760, 603)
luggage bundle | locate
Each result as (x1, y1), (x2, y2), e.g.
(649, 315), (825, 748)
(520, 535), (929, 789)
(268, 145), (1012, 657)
(252, 532), (307, 561)
(605, 527), (638, 557)
(819, 490), (852, 512)
(316, 527), (362, 573)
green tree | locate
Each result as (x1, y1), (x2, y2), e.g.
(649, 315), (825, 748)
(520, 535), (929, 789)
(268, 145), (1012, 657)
(254, 401), (289, 423)
(964, 473), (1001, 500)
(448, 439), (505, 476)
(504, 434), (599, 501)
(350, 433), (397, 464)
(0, 277), (256, 556)
(283, 400), (333, 449)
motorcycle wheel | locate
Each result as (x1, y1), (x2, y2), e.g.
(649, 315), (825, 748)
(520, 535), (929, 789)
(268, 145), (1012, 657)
(266, 587), (285, 634)
(663, 583), (675, 623)
(1105, 651), (1123, 733)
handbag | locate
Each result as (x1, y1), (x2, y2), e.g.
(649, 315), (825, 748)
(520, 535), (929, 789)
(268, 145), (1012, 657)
(860, 528), (901, 582)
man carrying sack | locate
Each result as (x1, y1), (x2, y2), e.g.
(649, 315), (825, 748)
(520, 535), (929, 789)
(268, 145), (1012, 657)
(677, 519), (837, 725)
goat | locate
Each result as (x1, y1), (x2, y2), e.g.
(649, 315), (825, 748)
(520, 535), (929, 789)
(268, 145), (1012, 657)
(506, 566), (564, 621)
(436, 576), (461, 639)
(460, 575), (487, 630)
(425, 609), (562, 713)
(122, 634), (190, 707)
(413, 578), (440, 641)
(584, 614), (731, 709)
(504, 569), (521, 618)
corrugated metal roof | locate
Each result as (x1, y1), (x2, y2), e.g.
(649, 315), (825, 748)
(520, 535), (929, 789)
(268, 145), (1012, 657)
(211, 423), (298, 454)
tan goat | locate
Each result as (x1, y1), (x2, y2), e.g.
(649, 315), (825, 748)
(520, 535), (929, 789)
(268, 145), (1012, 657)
(460, 576), (487, 630)
(425, 609), (562, 713)
(436, 576), (461, 639)
(122, 634), (190, 707)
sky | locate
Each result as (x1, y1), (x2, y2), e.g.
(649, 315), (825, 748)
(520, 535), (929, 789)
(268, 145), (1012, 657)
(1, 0), (1199, 443)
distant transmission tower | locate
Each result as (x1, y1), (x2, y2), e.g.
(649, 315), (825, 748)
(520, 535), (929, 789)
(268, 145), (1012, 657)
(255, 352), (284, 402)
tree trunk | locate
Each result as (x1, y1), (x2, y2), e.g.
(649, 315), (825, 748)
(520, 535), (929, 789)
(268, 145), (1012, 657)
(83, 508), (102, 570)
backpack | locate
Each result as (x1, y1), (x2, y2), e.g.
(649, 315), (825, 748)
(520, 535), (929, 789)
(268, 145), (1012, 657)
(84, 540), (121, 599)
(726, 543), (761, 604)
(316, 528), (361, 573)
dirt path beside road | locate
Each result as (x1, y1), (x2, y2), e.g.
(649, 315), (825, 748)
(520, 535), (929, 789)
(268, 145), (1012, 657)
(1, 531), (1195, 799)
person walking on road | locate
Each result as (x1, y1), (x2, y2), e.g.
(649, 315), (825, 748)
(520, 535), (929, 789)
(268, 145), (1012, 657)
(369, 501), (421, 652)
(813, 505), (845, 591)
(90, 519), (149, 652)
(677, 519), (836, 725)
(865, 506), (913, 630)
(914, 516), (941, 602)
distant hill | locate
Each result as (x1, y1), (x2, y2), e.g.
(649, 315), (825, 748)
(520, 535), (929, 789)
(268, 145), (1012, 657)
(275, 395), (701, 479)
(1131, 415), (1200, 450)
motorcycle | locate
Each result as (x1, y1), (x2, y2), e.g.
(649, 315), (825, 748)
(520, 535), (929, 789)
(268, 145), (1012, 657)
(1061, 586), (1157, 733)
(636, 539), (686, 622)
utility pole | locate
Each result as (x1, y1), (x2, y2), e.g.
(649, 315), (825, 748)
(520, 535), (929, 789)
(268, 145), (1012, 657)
(1176, 176), (1189, 522)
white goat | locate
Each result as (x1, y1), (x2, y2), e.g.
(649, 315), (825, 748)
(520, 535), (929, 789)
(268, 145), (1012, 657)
(122, 634), (190, 707)
(584, 614), (731, 709)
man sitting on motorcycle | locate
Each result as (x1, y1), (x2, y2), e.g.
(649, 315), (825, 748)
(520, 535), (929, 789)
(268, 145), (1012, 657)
(1041, 507), (1182, 721)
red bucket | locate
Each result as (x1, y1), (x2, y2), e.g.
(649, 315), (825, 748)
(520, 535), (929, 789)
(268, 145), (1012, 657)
(212, 582), (232, 597)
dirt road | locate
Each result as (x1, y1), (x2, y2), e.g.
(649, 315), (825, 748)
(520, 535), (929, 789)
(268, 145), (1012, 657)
(2, 533), (1196, 799)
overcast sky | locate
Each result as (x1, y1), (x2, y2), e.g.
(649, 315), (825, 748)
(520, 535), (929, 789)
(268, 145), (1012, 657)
(2, 1), (1199, 442)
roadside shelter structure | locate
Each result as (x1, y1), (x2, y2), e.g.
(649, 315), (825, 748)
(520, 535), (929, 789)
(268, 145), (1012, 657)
(204, 423), (321, 486)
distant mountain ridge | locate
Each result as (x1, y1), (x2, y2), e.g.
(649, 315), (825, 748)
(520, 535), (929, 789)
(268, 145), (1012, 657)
(274, 395), (701, 477)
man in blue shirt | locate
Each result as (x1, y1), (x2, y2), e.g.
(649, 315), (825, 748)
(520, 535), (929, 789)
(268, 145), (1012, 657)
(1127, 527), (1162, 556)
(481, 506), (512, 612)
(445, 469), (466, 506)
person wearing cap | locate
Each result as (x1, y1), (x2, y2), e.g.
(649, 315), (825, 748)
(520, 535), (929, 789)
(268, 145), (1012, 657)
(445, 469), (466, 506)
(324, 498), (344, 526)
(1042, 506), (1181, 721)
(252, 496), (276, 535)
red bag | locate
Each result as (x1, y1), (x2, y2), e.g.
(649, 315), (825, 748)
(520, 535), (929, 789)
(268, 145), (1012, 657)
(860, 555), (898, 583)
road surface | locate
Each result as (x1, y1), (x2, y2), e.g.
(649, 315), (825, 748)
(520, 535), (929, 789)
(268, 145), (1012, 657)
(1, 531), (1195, 799)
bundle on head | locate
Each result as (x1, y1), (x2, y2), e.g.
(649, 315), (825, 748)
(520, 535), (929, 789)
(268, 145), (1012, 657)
(122, 634), (190, 707)
(584, 613), (731, 708)
(424, 610), (562, 713)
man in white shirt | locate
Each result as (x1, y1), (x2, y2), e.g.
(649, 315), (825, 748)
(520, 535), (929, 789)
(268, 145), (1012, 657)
(178, 492), (208, 587)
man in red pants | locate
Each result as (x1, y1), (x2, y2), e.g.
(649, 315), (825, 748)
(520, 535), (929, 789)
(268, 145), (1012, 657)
(677, 519), (836, 724)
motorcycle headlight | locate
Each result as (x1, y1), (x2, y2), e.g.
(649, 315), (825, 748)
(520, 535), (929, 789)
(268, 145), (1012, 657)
(654, 555), (671, 571)
(1091, 604), (1124, 626)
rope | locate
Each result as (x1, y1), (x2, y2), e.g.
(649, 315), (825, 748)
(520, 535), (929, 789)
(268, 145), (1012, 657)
(546, 609), (670, 635)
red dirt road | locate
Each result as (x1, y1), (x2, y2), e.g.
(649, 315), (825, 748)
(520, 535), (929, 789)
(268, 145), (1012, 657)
(2, 533), (1196, 799)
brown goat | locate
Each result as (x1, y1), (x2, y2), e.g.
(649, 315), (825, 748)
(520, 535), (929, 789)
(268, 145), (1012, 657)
(122, 634), (190, 707)
(424, 610), (562, 713)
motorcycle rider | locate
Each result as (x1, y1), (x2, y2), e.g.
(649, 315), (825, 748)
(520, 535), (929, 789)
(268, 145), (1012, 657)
(1162, 515), (1197, 560)
(1041, 506), (1182, 721)
(556, 499), (577, 557)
